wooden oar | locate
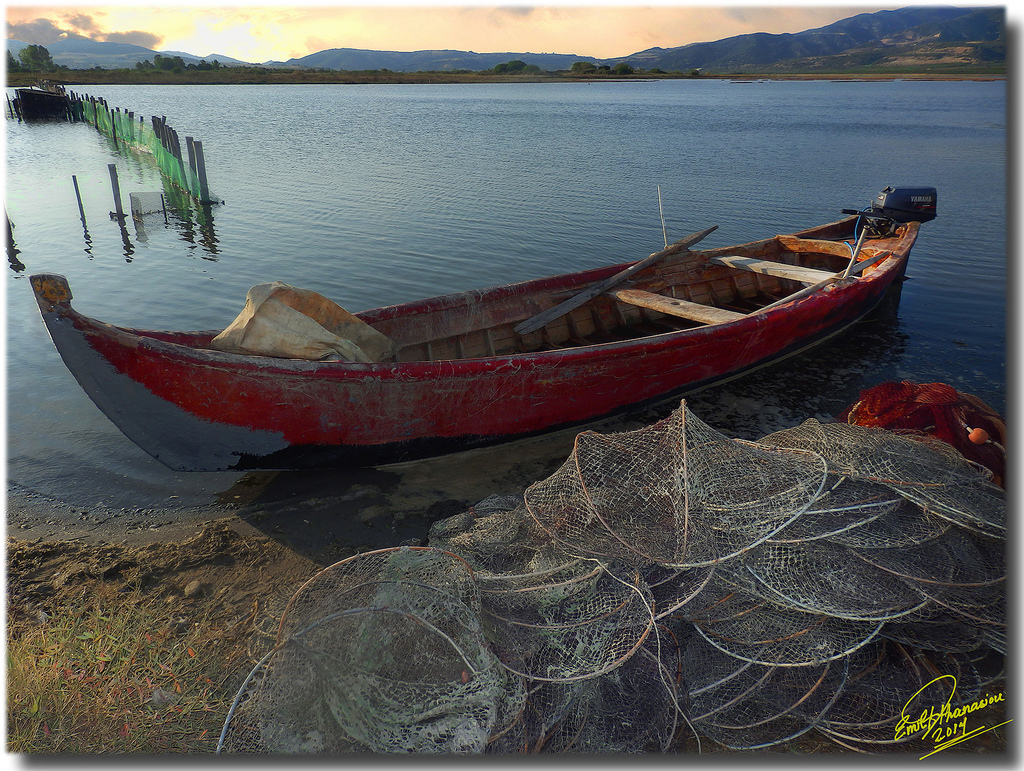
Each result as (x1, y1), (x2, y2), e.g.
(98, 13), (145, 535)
(514, 225), (718, 335)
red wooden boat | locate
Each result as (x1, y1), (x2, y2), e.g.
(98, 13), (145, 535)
(30, 189), (935, 471)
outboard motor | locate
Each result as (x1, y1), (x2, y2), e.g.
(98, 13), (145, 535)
(843, 186), (937, 237)
(871, 186), (937, 223)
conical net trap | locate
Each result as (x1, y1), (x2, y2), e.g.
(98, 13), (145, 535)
(219, 401), (1005, 754)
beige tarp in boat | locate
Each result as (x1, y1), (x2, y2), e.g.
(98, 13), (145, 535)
(210, 282), (399, 363)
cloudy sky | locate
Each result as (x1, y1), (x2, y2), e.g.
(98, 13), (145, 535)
(7, 4), (919, 63)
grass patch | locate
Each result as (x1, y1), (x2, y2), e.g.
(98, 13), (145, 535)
(7, 582), (252, 754)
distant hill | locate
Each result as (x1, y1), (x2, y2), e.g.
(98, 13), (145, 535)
(6, 6), (1005, 74)
(615, 6), (1005, 73)
(285, 47), (585, 72)
(278, 6), (1004, 73)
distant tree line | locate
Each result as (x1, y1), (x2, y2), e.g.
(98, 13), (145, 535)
(569, 60), (701, 77)
(5, 49), (721, 86)
(135, 54), (225, 72)
(488, 59), (542, 75)
(480, 59), (704, 77)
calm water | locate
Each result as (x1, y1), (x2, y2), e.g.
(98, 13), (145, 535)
(6, 80), (1007, 510)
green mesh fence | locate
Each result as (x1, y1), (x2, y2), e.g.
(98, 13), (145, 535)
(75, 93), (217, 204)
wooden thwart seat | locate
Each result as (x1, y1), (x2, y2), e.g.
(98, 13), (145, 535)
(607, 289), (747, 325)
(710, 255), (837, 285)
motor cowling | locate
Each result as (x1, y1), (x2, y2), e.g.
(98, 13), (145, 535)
(870, 186), (937, 223)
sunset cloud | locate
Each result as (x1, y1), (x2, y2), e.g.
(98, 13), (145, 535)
(101, 29), (163, 48)
(7, 17), (69, 45)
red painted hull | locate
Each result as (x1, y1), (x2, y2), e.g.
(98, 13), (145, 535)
(31, 218), (919, 470)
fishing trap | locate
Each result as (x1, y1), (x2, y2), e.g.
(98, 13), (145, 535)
(218, 402), (1005, 754)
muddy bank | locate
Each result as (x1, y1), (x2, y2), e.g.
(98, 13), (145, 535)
(6, 381), (827, 561)
(6, 399), (689, 564)
(6, 423), (594, 706)
(9, 430), (571, 546)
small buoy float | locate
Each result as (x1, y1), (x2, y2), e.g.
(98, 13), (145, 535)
(968, 427), (990, 445)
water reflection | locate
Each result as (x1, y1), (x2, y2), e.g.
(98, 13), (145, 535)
(79, 217), (94, 260)
(6, 214), (25, 272)
(166, 197), (221, 258)
(642, 283), (911, 440)
(92, 123), (222, 261)
(145, 186), (220, 258)
(112, 211), (135, 261)
(83, 183), (222, 263)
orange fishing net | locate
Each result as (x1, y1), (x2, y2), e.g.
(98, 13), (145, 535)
(838, 381), (1006, 487)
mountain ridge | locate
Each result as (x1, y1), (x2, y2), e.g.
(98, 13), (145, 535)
(619, 6), (1004, 73)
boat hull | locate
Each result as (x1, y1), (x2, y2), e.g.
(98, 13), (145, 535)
(14, 88), (72, 121)
(31, 220), (917, 471)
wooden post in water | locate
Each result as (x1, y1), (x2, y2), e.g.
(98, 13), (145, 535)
(171, 129), (184, 164)
(107, 164), (126, 220)
(72, 175), (88, 226)
(173, 131), (191, 192)
(185, 136), (198, 174)
(172, 130), (190, 192)
(193, 141), (212, 204)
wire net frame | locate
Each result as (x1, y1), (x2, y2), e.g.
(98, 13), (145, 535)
(217, 401), (1005, 755)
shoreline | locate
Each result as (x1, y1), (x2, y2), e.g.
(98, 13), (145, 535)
(7, 71), (1006, 88)
(5, 414), (596, 556)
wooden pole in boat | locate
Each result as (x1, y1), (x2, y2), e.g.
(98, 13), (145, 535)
(841, 226), (870, 278)
(107, 164), (126, 220)
(514, 224), (718, 335)
(72, 175), (87, 226)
